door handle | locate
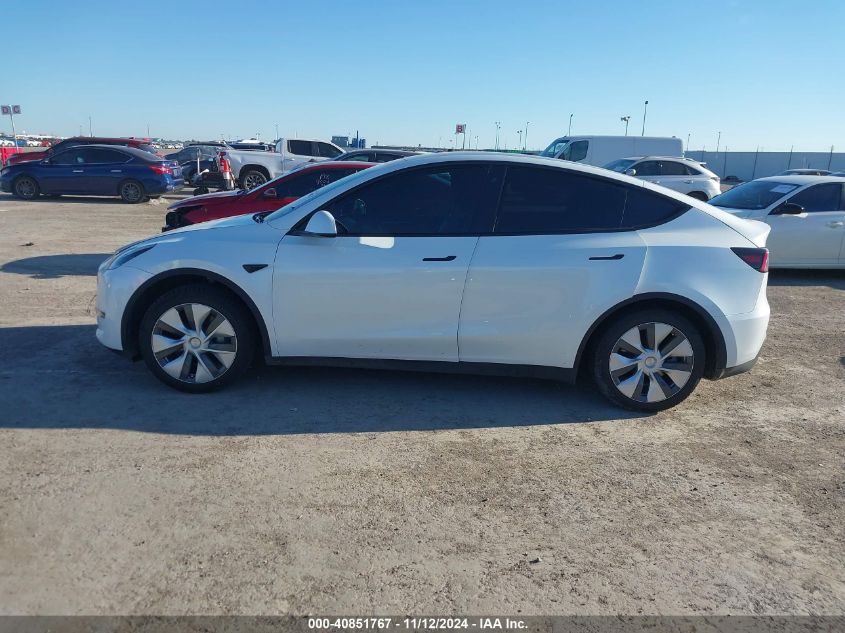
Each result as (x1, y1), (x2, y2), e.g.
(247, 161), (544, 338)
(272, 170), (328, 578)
(826, 221), (845, 228)
(422, 255), (457, 262)
(684, 179), (694, 184)
(589, 253), (625, 261)
(72, 169), (84, 173)
(110, 169), (122, 173)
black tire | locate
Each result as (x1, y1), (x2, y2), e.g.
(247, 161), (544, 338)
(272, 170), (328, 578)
(687, 191), (709, 201)
(119, 179), (146, 204)
(591, 308), (706, 412)
(240, 169), (267, 190)
(13, 175), (40, 200)
(139, 284), (255, 393)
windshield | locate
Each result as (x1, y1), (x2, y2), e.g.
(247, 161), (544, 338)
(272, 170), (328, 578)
(709, 181), (800, 210)
(539, 138), (568, 158)
(604, 159), (637, 173)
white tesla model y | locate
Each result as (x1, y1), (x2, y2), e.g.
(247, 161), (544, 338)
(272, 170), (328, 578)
(96, 152), (771, 411)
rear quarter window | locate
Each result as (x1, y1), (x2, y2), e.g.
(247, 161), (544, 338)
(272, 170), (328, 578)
(621, 186), (690, 228)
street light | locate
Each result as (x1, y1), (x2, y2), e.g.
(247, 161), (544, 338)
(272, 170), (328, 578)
(517, 130), (522, 149)
(568, 114), (573, 135)
(620, 115), (631, 136)
(716, 131), (721, 154)
(494, 121), (501, 150)
(524, 121), (530, 150)
(641, 100), (648, 136)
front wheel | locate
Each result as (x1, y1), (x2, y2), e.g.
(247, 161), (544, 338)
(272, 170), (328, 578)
(687, 191), (709, 201)
(591, 309), (705, 412)
(13, 176), (40, 200)
(119, 179), (146, 203)
(139, 285), (255, 393)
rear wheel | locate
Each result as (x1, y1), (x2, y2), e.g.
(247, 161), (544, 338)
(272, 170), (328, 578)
(139, 285), (255, 393)
(687, 191), (709, 201)
(119, 179), (145, 203)
(240, 169), (267, 190)
(591, 309), (705, 412)
(13, 176), (40, 200)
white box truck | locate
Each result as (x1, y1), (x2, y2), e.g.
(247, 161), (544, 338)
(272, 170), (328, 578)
(538, 135), (683, 167)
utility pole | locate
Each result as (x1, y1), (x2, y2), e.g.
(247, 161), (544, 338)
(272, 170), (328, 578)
(621, 116), (631, 136)
(88, 115), (92, 137)
(517, 130), (522, 149)
(568, 113), (573, 136)
(475, 135), (479, 150)
(686, 133), (691, 153)
(716, 131), (721, 154)
(828, 145), (835, 170)
(641, 100), (648, 136)
(524, 121), (529, 150)
(494, 121), (501, 150)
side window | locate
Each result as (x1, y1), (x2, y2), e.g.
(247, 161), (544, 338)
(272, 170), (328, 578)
(327, 164), (500, 236)
(316, 142), (342, 158)
(81, 148), (128, 164)
(51, 149), (86, 165)
(633, 161), (659, 176)
(684, 164), (703, 176)
(786, 184), (843, 212)
(287, 140), (313, 156)
(374, 153), (399, 163)
(495, 166), (626, 233)
(564, 140), (589, 162)
(659, 161), (688, 176)
(621, 186), (690, 228)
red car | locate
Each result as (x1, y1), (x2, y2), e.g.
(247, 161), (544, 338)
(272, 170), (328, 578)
(163, 161), (373, 231)
(6, 136), (160, 166)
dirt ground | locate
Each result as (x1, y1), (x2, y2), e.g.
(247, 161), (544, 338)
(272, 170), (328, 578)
(0, 191), (843, 616)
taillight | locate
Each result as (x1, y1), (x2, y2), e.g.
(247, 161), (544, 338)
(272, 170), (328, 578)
(148, 164), (171, 175)
(731, 247), (769, 273)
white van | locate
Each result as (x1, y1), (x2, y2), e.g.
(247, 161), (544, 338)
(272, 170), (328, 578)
(538, 135), (683, 167)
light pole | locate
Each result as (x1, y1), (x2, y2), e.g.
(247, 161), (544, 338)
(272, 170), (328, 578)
(88, 115), (93, 137)
(641, 100), (648, 136)
(275, 123), (279, 141)
(568, 114), (573, 135)
(524, 121), (529, 150)
(686, 133), (691, 153)
(517, 130), (522, 149)
(716, 131), (721, 154)
(494, 121), (501, 150)
(475, 135), (479, 150)
(621, 116), (631, 136)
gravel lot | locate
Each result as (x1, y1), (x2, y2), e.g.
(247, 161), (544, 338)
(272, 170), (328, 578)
(0, 191), (843, 615)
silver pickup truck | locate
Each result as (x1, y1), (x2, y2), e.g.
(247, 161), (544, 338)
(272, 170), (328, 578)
(223, 138), (345, 189)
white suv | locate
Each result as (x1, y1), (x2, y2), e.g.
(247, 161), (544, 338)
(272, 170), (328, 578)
(605, 156), (721, 201)
(95, 152), (770, 411)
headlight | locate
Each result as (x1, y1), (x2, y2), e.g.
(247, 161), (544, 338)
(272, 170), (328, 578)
(105, 244), (156, 270)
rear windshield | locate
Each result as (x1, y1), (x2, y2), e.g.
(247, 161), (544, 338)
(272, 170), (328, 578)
(709, 181), (800, 210)
(138, 143), (159, 154)
(604, 159), (637, 172)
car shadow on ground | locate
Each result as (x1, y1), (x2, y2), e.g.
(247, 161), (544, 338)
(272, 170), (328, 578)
(0, 324), (642, 436)
(0, 191), (191, 206)
(768, 269), (845, 289)
(1, 253), (110, 278)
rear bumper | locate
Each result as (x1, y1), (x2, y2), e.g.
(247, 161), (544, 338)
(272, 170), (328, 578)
(711, 296), (769, 379)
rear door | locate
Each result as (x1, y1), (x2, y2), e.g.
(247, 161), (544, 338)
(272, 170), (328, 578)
(78, 148), (132, 195)
(459, 165), (654, 369)
(766, 183), (845, 266)
(631, 160), (661, 186)
(273, 163), (501, 361)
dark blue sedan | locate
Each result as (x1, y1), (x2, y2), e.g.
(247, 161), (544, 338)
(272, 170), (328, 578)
(0, 144), (183, 203)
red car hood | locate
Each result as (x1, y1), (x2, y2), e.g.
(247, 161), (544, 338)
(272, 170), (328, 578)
(169, 190), (245, 208)
(8, 150), (47, 165)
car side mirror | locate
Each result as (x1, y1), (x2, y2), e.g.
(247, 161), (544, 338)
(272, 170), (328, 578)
(625, 168), (637, 176)
(262, 188), (277, 199)
(771, 202), (805, 215)
(300, 210), (337, 237)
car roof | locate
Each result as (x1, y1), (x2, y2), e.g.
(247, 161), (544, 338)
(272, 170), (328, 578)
(752, 175), (844, 184)
(623, 155), (703, 163)
(297, 160), (373, 170)
(58, 144), (163, 159)
(62, 136), (151, 145)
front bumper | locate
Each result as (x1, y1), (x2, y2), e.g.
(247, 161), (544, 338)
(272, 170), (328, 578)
(95, 264), (153, 353)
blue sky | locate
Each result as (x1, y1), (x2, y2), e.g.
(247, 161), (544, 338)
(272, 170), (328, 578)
(2, 0), (842, 151)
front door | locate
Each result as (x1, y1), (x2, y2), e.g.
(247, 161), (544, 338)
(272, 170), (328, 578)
(766, 183), (845, 266)
(39, 147), (87, 194)
(272, 163), (501, 361)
